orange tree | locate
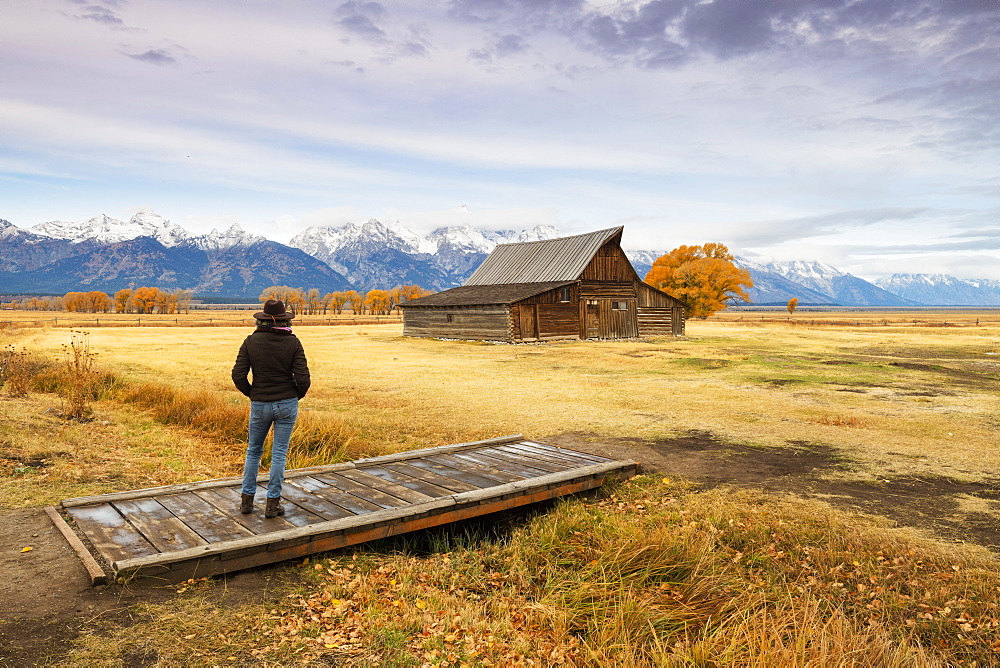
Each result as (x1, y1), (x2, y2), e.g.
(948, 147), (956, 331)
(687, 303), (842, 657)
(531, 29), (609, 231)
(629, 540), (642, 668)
(644, 243), (753, 318)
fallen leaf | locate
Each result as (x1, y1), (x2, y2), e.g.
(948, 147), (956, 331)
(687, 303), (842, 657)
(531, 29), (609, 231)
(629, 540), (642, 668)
(21, 546), (33, 553)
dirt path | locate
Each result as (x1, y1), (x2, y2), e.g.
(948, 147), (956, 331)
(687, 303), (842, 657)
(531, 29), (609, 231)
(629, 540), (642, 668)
(3, 432), (998, 666)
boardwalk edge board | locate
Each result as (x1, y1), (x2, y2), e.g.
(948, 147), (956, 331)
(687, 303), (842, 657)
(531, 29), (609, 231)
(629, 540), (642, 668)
(60, 434), (526, 509)
(59, 437), (638, 583)
(44, 506), (109, 586)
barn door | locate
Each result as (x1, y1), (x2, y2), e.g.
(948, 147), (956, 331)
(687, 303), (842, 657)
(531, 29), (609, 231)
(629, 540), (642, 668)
(519, 304), (538, 340)
(585, 301), (599, 339)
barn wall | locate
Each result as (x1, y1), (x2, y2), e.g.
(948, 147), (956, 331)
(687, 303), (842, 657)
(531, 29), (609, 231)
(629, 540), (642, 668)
(402, 306), (512, 340)
(579, 243), (637, 282)
(635, 282), (686, 336)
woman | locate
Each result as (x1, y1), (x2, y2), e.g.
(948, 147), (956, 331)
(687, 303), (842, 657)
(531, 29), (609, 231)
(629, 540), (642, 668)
(232, 299), (311, 518)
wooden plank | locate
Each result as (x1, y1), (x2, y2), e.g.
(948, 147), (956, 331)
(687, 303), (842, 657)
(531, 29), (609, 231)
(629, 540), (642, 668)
(520, 440), (611, 463)
(65, 503), (159, 563)
(482, 446), (579, 472)
(361, 465), (463, 497)
(448, 450), (556, 478)
(383, 462), (481, 493)
(501, 442), (608, 465)
(469, 448), (569, 474)
(347, 434), (524, 467)
(313, 472), (413, 509)
(112, 498), (209, 553)
(280, 482), (358, 520)
(494, 443), (598, 467)
(195, 488), (301, 532)
(336, 468), (435, 504)
(405, 457), (511, 488)
(291, 476), (386, 514)
(157, 492), (255, 543)
(424, 453), (523, 483)
(44, 506), (108, 586)
(452, 460), (638, 504)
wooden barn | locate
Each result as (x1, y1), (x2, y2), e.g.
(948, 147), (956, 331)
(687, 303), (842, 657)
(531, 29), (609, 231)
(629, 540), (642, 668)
(400, 227), (686, 342)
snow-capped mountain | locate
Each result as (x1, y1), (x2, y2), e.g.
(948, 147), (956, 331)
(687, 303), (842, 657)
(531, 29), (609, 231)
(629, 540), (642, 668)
(31, 208), (189, 247)
(190, 223), (265, 252)
(875, 274), (1000, 306)
(766, 260), (915, 306)
(288, 220), (559, 290)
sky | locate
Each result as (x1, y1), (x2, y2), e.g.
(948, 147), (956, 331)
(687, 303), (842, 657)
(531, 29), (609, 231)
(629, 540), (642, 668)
(1, 0), (998, 279)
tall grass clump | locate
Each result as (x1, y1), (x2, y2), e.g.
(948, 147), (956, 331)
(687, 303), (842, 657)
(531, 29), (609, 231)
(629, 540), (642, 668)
(117, 381), (364, 466)
(0, 344), (48, 397)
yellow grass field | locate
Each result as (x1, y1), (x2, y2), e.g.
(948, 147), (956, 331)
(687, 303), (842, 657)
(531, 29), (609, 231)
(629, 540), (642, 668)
(3, 314), (1000, 666)
(12, 314), (1000, 482)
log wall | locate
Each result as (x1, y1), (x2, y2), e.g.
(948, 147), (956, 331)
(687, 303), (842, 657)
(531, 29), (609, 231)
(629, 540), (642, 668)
(402, 306), (512, 340)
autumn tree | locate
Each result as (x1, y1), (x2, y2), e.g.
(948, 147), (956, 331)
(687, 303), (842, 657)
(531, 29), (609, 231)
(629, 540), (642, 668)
(364, 289), (390, 315)
(325, 291), (349, 315)
(259, 286), (305, 315)
(346, 290), (363, 314)
(306, 288), (322, 315)
(114, 288), (133, 313)
(131, 287), (160, 314)
(787, 297), (799, 315)
(644, 243), (753, 318)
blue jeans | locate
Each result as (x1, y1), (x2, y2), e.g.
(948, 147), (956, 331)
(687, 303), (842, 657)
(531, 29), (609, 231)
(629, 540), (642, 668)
(241, 397), (299, 499)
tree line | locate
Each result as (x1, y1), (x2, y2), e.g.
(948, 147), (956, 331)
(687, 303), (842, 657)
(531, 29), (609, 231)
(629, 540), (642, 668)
(8, 284), (433, 315)
(14, 288), (194, 314)
(258, 285), (431, 316)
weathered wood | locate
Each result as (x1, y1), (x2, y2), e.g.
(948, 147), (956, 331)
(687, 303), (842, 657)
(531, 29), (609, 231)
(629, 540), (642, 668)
(361, 465), (464, 497)
(64, 438), (638, 584)
(336, 468), (435, 504)
(65, 503), (159, 563)
(195, 487), (299, 532)
(293, 476), (387, 514)
(313, 472), (413, 509)
(113, 497), (459, 572)
(350, 434), (524, 466)
(424, 453), (523, 484)
(156, 492), (255, 543)
(402, 458), (505, 488)
(116, 476), (608, 582)
(44, 506), (108, 585)
(112, 498), (208, 553)
(272, 482), (356, 521)
(516, 440), (610, 463)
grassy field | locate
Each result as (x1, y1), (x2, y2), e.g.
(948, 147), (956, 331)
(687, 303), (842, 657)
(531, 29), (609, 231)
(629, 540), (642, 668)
(2, 314), (999, 665)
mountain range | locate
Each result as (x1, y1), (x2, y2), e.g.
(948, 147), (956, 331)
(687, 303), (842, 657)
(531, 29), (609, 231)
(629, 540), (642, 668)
(1, 209), (998, 306)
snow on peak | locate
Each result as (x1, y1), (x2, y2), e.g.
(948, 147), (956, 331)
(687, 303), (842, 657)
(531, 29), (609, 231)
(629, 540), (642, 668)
(193, 223), (264, 251)
(30, 209), (189, 247)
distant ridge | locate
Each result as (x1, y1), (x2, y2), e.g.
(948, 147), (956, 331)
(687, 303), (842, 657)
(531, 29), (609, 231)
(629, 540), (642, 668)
(1, 210), (997, 305)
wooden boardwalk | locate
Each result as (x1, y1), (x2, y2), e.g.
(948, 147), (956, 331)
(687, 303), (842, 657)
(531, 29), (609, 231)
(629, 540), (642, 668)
(55, 435), (637, 583)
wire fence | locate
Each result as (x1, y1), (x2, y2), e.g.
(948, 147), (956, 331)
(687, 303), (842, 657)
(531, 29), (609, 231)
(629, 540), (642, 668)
(711, 314), (1000, 328)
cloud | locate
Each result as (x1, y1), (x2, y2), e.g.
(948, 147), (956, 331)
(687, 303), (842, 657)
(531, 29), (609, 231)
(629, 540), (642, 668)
(469, 34), (528, 62)
(334, 1), (387, 40)
(74, 4), (124, 25)
(734, 208), (930, 247)
(123, 48), (176, 65)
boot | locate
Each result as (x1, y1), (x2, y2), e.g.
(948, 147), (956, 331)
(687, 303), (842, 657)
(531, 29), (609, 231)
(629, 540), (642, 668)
(240, 493), (254, 515)
(264, 496), (285, 518)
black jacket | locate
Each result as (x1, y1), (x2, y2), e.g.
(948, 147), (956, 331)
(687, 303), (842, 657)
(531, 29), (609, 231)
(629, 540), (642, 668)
(231, 329), (310, 402)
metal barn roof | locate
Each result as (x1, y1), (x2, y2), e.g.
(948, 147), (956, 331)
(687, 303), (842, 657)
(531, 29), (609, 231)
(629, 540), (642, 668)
(463, 227), (624, 286)
(399, 281), (575, 307)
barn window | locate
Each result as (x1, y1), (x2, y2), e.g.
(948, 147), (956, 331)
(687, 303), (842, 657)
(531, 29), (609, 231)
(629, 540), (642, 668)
(446, 314), (454, 323)
(558, 286), (571, 302)
(611, 301), (627, 310)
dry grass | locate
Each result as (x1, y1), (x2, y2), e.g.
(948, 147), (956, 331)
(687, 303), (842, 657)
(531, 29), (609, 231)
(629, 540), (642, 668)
(16, 317), (1000, 481)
